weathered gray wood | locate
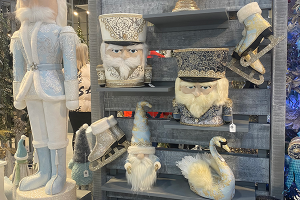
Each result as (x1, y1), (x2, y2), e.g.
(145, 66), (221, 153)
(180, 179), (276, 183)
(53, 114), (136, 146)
(117, 118), (270, 150)
(101, 0), (271, 15)
(105, 89), (270, 115)
(164, 115), (249, 132)
(98, 84), (174, 92)
(107, 149), (269, 183)
(103, 177), (255, 200)
(149, 53), (271, 82)
(144, 8), (228, 32)
(89, 0), (106, 199)
(270, 0), (287, 199)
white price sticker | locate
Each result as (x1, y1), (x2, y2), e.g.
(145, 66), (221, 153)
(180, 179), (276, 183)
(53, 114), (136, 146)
(229, 123), (236, 133)
(83, 170), (89, 177)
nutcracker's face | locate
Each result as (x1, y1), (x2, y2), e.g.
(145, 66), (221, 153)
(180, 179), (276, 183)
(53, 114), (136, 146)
(101, 43), (147, 80)
(289, 144), (300, 159)
(175, 77), (229, 118)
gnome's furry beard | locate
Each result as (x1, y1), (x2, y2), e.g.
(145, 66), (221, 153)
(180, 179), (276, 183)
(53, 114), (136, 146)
(16, 6), (55, 24)
(103, 54), (141, 80)
(126, 154), (159, 191)
(175, 78), (229, 118)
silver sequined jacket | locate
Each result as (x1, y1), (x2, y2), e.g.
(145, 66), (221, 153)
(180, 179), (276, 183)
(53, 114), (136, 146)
(172, 98), (233, 126)
(11, 22), (79, 106)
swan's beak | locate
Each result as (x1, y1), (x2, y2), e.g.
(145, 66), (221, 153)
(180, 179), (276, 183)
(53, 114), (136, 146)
(223, 145), (231, 152)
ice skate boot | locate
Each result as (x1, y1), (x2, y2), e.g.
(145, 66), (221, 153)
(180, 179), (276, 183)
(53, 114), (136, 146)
(228, 33), (265, 85)
(236, 2), (285, 67)
(88, 117), (127, 171)
(107, 115), (130, 148)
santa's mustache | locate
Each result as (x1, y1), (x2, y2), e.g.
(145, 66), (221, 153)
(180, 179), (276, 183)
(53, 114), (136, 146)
(104, 54), (141, 79)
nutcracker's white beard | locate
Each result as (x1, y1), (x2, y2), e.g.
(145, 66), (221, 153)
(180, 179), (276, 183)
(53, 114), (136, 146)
(16, 6), (55, 24)
(175, 78), (229, 118)
(103, 54), (141, 80)
(126, 154), (158, 191)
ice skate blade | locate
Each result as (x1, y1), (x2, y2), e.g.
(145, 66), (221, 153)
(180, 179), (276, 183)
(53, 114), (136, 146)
(240, 34), (285, 67)
(227, 59), (264, 85)
(89, 146), (127, 171)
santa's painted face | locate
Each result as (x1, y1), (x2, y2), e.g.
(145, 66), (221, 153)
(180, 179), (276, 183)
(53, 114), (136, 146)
(102, 43), (145, 80)
(19, 0), (58, 19)
(126, 153), (158, 191)
(175, 78), (229, 118)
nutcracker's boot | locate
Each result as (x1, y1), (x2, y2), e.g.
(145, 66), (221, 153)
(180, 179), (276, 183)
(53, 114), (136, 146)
(88, 117), (125, 171)
(236, 2), (285, 67)
(19, 147), (52, 191)
(45, 148), (67, 195)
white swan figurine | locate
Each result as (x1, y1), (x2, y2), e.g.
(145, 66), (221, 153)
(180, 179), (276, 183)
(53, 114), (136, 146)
(176, 136), (235, 200)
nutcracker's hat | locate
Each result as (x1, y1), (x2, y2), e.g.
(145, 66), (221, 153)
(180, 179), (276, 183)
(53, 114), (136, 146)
(173, 48), (229, 83)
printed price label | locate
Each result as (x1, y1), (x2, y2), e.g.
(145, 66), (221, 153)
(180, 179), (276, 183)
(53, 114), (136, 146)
(84, 170), (89, 177)
(229, 123), (236, 133)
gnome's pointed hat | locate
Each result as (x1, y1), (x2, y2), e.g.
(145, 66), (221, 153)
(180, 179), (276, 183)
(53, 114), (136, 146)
(14, 135), (28, 160)
(128, 101), (155, 155)
(73, 124), (90, 163)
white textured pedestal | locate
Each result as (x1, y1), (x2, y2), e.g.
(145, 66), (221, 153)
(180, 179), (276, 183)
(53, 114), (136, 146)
(16, 179), (76, 200)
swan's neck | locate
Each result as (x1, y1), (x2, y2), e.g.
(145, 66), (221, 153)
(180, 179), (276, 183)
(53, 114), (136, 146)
(209, 140), (226, 164)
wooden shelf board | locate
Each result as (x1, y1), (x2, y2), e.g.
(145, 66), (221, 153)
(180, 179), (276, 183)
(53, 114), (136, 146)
(102, 176), (255, 200)
(164, 115), (249, 132)
(144, 8), (229, 32)
(98, 84), (174, 92)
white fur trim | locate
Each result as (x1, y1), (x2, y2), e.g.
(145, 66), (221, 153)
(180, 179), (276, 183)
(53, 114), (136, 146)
(10, 31), (20, 53)
(237, 2), (262, 23)
(48, 138), (69, 149)
(66, 100), (79, 110)
(124, 162), (132, 170)
(14, 100), (26, 110)
(82, 124), (89, 129)
(21, 135), (26, 140)
(13, 81), (21, 101)
(91, 117), (110, 135)
(64, 79), (79, 101)
(16, 71), (33, 101)
(32, 139), (48, 149)
(86, 126), (92, 134)
(128, 146), (155, 155)
(16, 7), (55, 24)
(14, 154), (28, 161)
(107, 115), (117, 127)
(154, 161), (161, 170)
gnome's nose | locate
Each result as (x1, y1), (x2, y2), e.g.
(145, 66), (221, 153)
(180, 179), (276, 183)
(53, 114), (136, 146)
(137, 154), (145, 159)
(192, 89), (201, 97)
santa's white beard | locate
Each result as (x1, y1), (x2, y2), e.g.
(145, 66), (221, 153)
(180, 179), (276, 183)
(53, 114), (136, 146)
(176, 89), (218, 118)
(16, 6), (55, 23)
(103, 54), (141, 80)
(126, 154), (158, 191)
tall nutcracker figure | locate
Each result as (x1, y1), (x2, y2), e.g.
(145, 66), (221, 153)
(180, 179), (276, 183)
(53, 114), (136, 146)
(10, 0), (79, 195)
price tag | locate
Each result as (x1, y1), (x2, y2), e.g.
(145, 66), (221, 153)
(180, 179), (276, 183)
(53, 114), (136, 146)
(229, 123), (236, 133)
(83, 170), (89, 177)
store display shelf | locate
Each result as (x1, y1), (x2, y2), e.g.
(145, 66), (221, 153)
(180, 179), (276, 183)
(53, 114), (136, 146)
(164, 115), (249, 132)
(102, 176), (255, 200)
(143, 8), (228, 33)
(98, 82), (174, 92)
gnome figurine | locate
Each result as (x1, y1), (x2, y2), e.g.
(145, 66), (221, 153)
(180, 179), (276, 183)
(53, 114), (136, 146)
(98, 13), (151, 87)
(68, 124), (93, 189)
(124, 101), (161, 191)
(11, 135), (30, 198)
(286, 134), (300, 192)
(173, 48), (233, 127)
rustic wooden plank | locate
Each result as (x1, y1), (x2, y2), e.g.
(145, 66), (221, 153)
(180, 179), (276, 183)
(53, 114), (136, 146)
(103, 177), (255, 200)
(270, 0), (287, 199)
(89, 0), (106, 199)
(149, 53), (271, 82)
(104, 89), (270, 115)
(107, 149), (269, 183)
(101, 0), (271, 15)
(116, 118), (270, 150)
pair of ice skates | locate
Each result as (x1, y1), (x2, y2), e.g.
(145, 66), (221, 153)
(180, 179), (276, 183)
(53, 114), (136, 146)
(227, 2), (285, 85)
(88, 115), (130, 171)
